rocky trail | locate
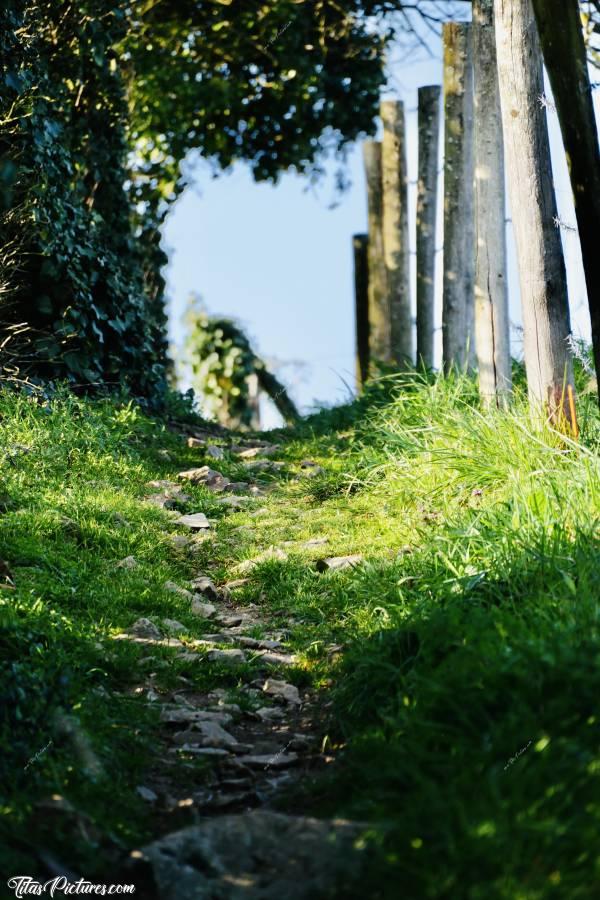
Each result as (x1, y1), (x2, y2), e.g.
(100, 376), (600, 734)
(109, 431), (367, 898)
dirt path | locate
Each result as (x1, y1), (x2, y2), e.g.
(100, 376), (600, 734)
(110, 433), (367, 898)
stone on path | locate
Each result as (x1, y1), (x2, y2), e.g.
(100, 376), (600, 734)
(190, 575), (218, 599)
(237, 637), (283, 651)
(243, 459), (285, 472)
(117, 556), (138, 569)
(172, 721), (240, 750)
(215, 613), (244, 628)
(191, 597), (216, 619)
(144, 482), (192, 508)
(315, 554), (363, 572)
(235, 752), (299, 770)
(175, 512), (211, 530)
(206, 445), (225, 460)
(262, 679), (301, 706)
(164, 581), (193, 599)
(172, 746), (230, 758)
(160, 708), (233, 726)
(136, 786), (158, 803)
(252, 650), (298, 668)
(215, 495), (250, 508)
(122, 811), (366, 900)
(207, 648), (246, 666)
(224, 481), (250, 493)
(128, 618), (162, 640)
(161, 619), (186, 634)
(235, 445), (279, 459)
(177, 467), (229, 492)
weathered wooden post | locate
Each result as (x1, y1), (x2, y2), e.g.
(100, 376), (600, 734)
(381, 100), (412, 366)
(353, 233), (370, 388)
(494, 0), (574, 426)
(473, 0), (512, 404)
(363, 141), (390, 363)
(442, 22), (475, 372)
(532, 0), (600, 407)
(416, 85), (441, 369)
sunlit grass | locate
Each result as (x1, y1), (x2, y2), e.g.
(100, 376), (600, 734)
(1, 373), (599, 896)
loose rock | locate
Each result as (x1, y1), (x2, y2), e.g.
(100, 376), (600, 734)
(315, 554), (363, 572)
(164, 581), (193, 600)
(190, 575), (218, 599)
(162, 619), (187, 634)
(175, 512), (211, 530)
(262, 679), (301, 706)
(235, 752), (299, 770)
(127, 618), (162, 640)
(160, 708), (233, 726)
(177, 467), (230, 492)
(172, 746), (230, 758)
(173, 721), (239, 750)
(215, 496), (250, 509)
(207, 648), (246, 666)
(236, 445), (279, 459)
(122, 811), (366, 900)
(191, 598), (216, 619)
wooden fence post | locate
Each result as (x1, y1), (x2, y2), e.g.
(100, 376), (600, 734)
(363, 140), (390, 363)
(353, 233), (370, 388)
(381, 100), (412, 366)
(473, 0), (512, 404)
(442, 22), (475, 372)
(416, 85), (441, 369)
(494, 0), (574, 425)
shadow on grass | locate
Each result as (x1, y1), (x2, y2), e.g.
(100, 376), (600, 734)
(275, 523), (600, 900)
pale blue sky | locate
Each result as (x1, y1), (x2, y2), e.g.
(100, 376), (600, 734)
(162, 26), (594, 426)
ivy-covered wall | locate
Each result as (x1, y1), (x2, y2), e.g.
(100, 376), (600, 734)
(0, 1), (168, 394)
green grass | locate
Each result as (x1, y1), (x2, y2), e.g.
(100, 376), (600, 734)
(1, 373), (599, 898)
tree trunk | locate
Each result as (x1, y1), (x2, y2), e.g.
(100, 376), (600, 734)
(353, 233), (370, 388)
(473, 0), (512, 404)
(442, 23), (475, 372)
(531, 0), (600, 402)
(494, 0), (574, 424)
(254, 358), (300, 425)
(381, 100), (412, 366)
(246, 372), (261, 430)
(363, 141), (390, 363)
(416, 85), (440, 370)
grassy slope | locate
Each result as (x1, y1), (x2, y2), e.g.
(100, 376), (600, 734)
(1, 374), (599, 898)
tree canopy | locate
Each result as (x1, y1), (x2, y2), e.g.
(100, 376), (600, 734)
(0, 0), (397, 394)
